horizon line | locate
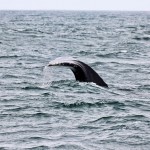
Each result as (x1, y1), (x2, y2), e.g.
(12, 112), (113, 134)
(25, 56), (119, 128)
(0, 9), (150, 12)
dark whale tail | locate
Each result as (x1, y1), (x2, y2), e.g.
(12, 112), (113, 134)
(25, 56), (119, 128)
(48, 58), (108, 87)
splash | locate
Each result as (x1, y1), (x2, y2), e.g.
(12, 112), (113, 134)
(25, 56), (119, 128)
(40, 66), (53, 88)
(41, 58), (75, 88)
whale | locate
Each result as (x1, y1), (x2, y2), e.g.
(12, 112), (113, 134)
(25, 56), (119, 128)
(48, 58), (108, 87)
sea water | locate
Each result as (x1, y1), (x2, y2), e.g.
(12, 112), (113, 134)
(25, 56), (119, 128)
(0, 11), (150, 150)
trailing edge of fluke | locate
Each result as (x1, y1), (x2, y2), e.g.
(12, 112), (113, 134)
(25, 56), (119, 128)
(48, 57), (108, 87)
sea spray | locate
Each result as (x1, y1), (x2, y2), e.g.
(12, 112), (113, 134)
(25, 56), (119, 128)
(40, 66), (53, 88)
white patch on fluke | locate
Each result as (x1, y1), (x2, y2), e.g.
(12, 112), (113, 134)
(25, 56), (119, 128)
(48, 57), (75, 66)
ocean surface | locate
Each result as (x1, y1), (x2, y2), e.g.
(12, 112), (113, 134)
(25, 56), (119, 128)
(0, 11), (150, 150)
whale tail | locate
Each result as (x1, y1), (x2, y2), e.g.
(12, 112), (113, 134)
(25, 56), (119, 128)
(48, 58), (108, 87)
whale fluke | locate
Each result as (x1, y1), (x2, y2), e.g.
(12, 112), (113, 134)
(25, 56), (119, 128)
(48, 58), (108, 87)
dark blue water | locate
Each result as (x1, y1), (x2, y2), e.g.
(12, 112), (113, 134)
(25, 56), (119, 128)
(0, 11), (150, 150)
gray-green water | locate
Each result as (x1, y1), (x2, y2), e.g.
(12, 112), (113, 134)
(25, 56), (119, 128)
(0, 11), (150, 150)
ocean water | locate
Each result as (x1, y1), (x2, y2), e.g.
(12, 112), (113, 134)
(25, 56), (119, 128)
(0, 11), (150, 150)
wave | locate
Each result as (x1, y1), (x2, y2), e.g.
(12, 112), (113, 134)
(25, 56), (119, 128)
(133, 36), (150, 41)
(89, 116), (114, 123)
(0, 55), (19, 59)
(53, 100), (125, 109)
(54, 144), (87, 150)
(25, 146), (49, 150)
(22, 86), (45, 90)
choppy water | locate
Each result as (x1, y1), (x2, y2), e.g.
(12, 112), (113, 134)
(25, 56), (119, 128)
(0, 11), (150, 150)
